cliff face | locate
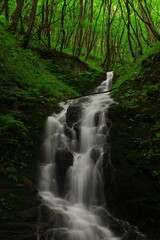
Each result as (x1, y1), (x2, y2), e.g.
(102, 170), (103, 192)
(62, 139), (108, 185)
(109, 52), (160, 240)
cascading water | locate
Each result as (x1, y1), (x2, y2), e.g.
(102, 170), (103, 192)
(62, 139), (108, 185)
(38, 72), (146, 240)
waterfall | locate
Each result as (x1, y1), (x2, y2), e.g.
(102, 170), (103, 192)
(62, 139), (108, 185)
(38, 72), (146, 240)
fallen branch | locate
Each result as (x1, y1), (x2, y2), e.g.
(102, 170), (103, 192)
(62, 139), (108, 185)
(69, 87), (118, 100)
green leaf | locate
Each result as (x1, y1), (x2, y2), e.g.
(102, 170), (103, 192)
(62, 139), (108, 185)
(156, 132), (160, 138)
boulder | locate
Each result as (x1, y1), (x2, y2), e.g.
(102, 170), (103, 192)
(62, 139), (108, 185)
(66, 102), (82, 128)
(55, 148), (74, 196)
(109, 220), (125, 237)
(90, 146), (101, 163)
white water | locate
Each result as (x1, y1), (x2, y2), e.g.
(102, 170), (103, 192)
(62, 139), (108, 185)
(38, 72), (145, 240)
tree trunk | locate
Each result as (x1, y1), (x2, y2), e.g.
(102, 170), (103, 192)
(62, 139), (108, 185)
(103, 0), (112, 70)
(128, 0), (160, 41)
(100, 3), (106, 65)
(44, 0), (51, 48)
(60, 0), (67, 51)
(8, 0), (24, 34)
(85, 0), (93, 60)
(22, 0), (39, 48)
(73, 0), (83, 57)
(0, 0), (9, 20)
(84, 0), (104, 61)
(138, 0), (155, 42)
(125, 0), (136, 59)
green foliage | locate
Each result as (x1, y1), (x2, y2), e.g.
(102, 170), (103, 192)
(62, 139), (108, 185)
(84, 59), (103, 72)
(1, 0), (160, 70)
(113, 41), (160, 87)
(156, 132), (160, 138)
(118, 89), (140, 109)
(0, 28), (68, 171)
(113, 50), (160, 186)
(0, 197), (11, 214)
(0, 25), (102, 180)
(0, 26), (77, 96)
(152, 171), (160, 184)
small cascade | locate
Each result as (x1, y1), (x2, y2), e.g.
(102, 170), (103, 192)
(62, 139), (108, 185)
(38, 72), (146, 240)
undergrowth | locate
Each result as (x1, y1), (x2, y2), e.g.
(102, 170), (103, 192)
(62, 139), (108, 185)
(0, 26), (102, 179)
(113, 41), (160, 88)
(113, 50), (160, 184)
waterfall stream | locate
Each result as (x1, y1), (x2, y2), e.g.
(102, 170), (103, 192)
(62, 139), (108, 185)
(38, 72), (146, 240)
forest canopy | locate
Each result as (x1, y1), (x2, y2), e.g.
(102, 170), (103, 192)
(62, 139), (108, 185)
(0, 0), (160, 69)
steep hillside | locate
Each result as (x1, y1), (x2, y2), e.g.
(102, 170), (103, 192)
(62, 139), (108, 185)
(110, 52), (160, 240)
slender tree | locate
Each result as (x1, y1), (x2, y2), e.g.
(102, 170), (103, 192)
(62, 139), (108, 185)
(8, 0), (24, 34)
(0, 0), (9, 20)
(22, 0), (39, 48)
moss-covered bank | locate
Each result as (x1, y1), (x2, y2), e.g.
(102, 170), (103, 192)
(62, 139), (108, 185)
(109, 52), (160, 240)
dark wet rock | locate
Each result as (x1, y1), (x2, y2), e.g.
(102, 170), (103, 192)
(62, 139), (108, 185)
(3, 232), (37, 240)
(65, 102), (83, 140)
(39, 204), (54, 222)
(90, 146), (101, 163)
(109, 220), (125, 236)
(55, 148), (73, 170)
(102, 152), (110, 163)
(64, 127), (73, 140)
(103, 152), (115, 188)
(14, 233), (36, 240)
(39, 205), (68, 233)
(73, 122), (81, 140)
(106, 119), (112, 130)
(2, 222), (37, 231)
(64, 124), (81, 142)
(93, 207), (111, 225)
(66, 102), (82, 128)
(104, 163), (114, 183)
(39, 228), (69, 240)
(108, 104), (122, 122)
(21, 207), (39, 222)
(1, 221), (38, 240)
(55, 148), (73, 195)
(94, 111), (101, 126)
(38, 205), (70, 240)
(26, 197), (41, 208)
(122, 230), (147, 240)
(22, 176), (34, 187)
(54, 229), (69, 240)
(98, 125), (108, 134)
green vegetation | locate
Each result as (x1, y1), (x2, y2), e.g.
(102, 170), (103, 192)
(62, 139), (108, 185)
(0, 26), (74, 174)
(0, 0), (160, 239)
(110, 50), (160, 238)
(113, 53), (160, 182)
(0, 25), (102, 184)
(0, 25), (104, 229)
(113, 41), (160, 88)
(1, 0), (160, 69)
